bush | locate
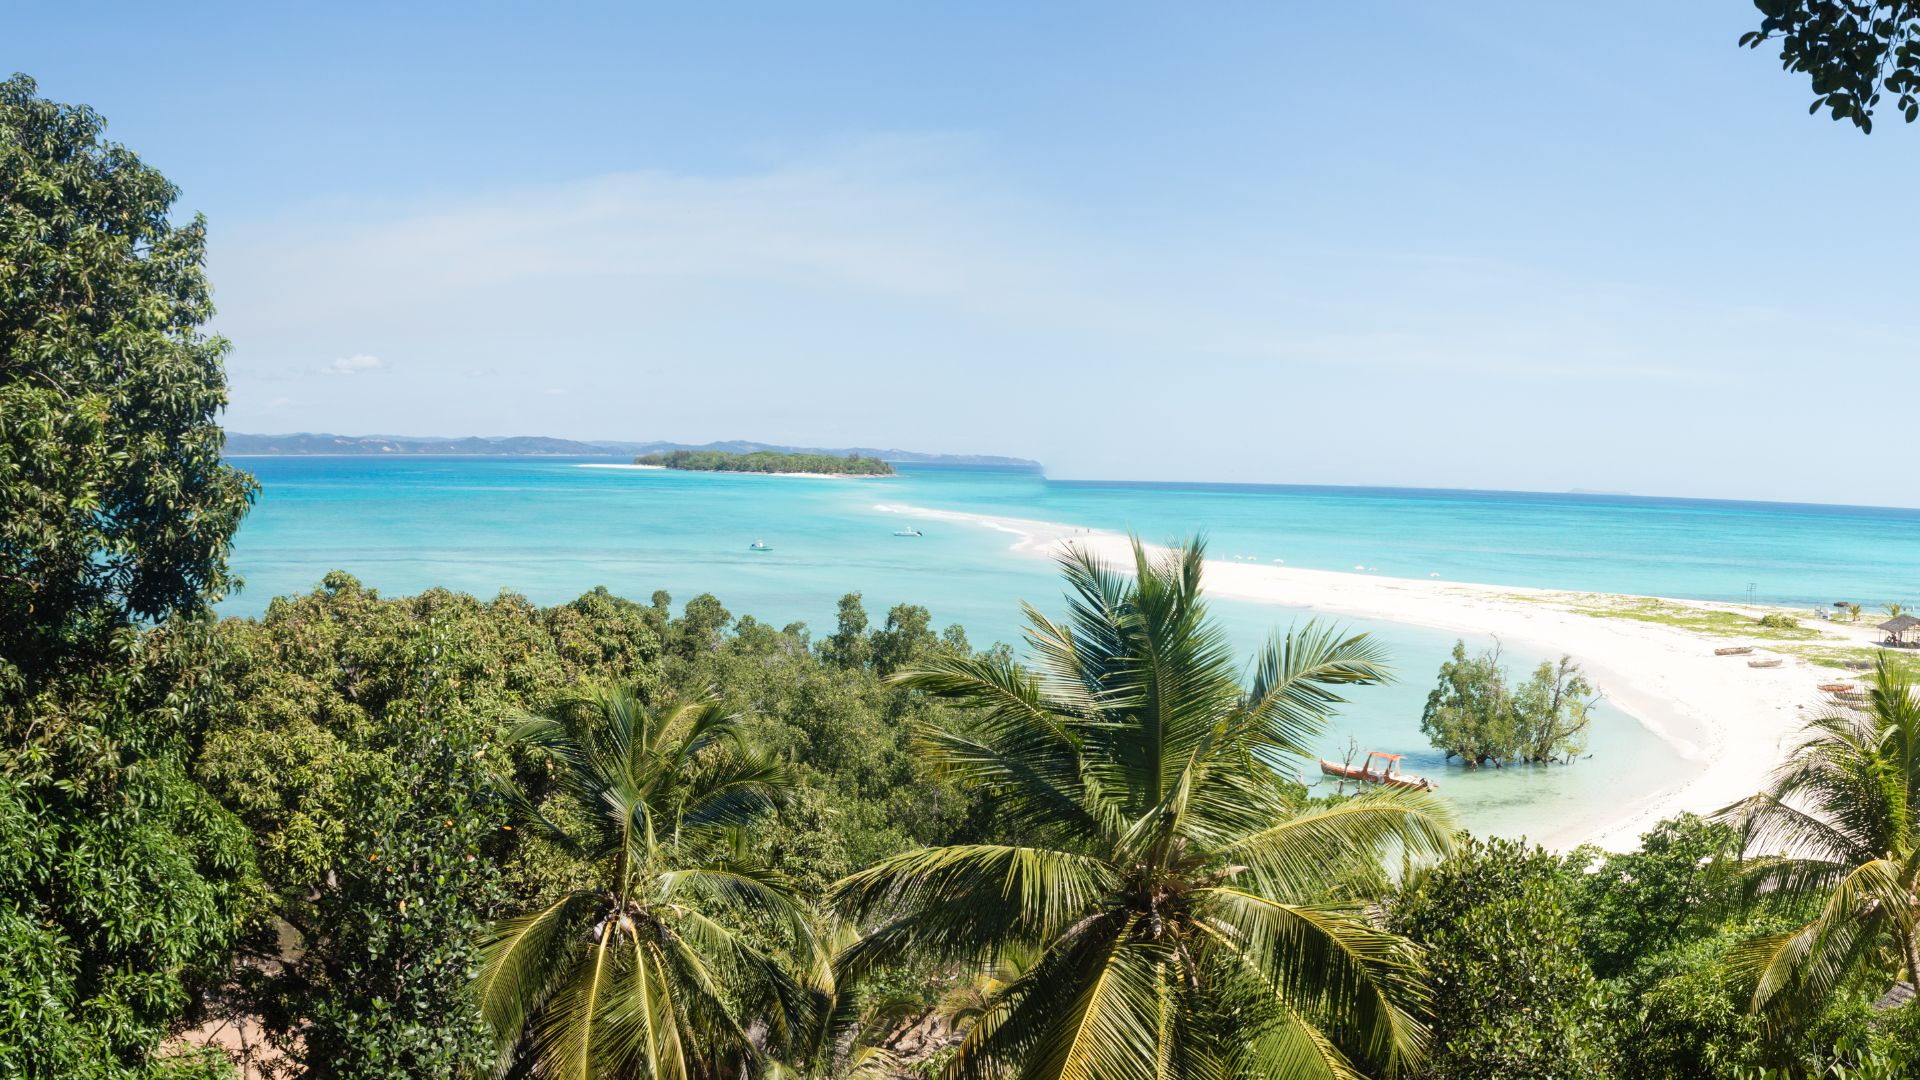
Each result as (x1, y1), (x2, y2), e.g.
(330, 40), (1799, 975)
(1389, 836), (1607, 1079)
(1566, 813), (1739, 980)
(1758, 613), (1799, 629)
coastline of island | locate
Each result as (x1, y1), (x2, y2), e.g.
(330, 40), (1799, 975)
(627, 449), (897, 477)
(579, 462), (890, 479)
(224, 432), (1038, 467)
(870, 501), (1886, 852)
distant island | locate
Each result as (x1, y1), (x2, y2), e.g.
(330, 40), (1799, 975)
(224, 432), (1038, 468)
(635, 450), (894, 476)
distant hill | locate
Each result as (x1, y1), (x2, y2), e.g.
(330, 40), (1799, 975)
(224, 432), (1040, 468)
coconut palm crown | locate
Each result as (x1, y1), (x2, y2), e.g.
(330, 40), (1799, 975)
(1721, 655), (1920, 1022)
(830, 539), (1455, 1080)
(477, 685), (816, 1079)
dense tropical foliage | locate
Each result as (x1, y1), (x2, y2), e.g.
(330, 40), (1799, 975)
(1388, 836), (1607, 1078)
(0, 71), (258, 1078)
(0, 73), (256, 683)
(17, 67), (1920, 1080)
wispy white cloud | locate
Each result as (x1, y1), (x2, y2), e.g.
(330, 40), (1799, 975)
(216, 135), (1080, 331)
(321, 353), (384, 377)
(205, 134), (1920, 504)
(215, 139), (1904, 393)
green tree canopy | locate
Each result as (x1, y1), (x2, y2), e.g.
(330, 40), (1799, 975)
(1742, 1), (1920, 131)
(0, 73), (259, 1078)
(1419, 642), (1594, 768)
(1565, 813), (1741, 981)
(0, 72), (255, 687)
(1388, 836), (1607, 1079)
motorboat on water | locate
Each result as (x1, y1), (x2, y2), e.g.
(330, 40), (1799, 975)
(893, 527), (924, 537)
(749, 539), (772, 552)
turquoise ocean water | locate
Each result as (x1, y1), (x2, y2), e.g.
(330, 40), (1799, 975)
(223, 456), (1920, 842)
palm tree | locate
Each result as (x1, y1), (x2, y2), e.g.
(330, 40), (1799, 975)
(829, 539), (1455, 1080)
(1886, 602), (1906, 619)
(1847, 603), (1863, 623)
(1720, 655), (1920, 1023)
(768, 918), (915, 1080)
(477, 685), (816, 1079)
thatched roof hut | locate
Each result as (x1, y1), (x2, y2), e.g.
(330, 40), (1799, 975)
(1880, 614), (1920, 646)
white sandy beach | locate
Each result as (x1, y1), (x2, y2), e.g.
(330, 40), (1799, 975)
(874, 502), (1878, 852)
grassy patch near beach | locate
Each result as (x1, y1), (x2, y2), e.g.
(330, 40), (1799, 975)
(1780, 643), (1920, 677)
(1568, 597), (1823, 640)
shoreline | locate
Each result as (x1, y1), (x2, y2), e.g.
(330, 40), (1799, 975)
(579, 463), (893, 479)
(873, 502), (1857, 852)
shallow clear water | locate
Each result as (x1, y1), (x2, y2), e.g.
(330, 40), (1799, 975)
(223, 456), (1919, 842)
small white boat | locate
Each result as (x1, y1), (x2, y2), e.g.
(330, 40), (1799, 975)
(749, 539), (772, 552)
(893, 527), (923, 537)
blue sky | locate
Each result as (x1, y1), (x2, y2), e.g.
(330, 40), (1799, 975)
(13, 2), (1919, 504)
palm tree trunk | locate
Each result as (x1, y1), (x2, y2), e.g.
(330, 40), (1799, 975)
(1903, 918), (1920, 996)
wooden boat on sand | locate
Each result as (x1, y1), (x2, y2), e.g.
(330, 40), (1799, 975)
(1817, 683), (1856, 694)
(1749, 658), (1784, 668)
(1715, 646), (1755, 656)
(1320, 751), (1437, 792)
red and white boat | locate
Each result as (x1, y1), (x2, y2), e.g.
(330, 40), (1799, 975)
(1318, 751), (1437, 792)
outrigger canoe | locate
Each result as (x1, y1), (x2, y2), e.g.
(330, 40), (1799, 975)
(1319, 751), (1437, 792)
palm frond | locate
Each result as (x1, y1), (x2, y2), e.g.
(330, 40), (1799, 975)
(831, 844), (1117, 948)
(1032, 924), (1169, 1080)
(940, 911), (1133, 1080)
(1235, 624), (1393, 756)
(1194, 889), (1428, 1075)
(475, 890), (600, 1052)
(533, 919), (622, 1080)
(1223, 791), (1455, 902)
(675, 747), (792, 832)
(1224, 990), (1368, 1080)
(1719, 790), (1873, 867)
(1735, 857), (1907, 1016)
(661, 904), (820, 1056)
(490, 681), (807, 1079)
(917, 724), (1105, 844)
